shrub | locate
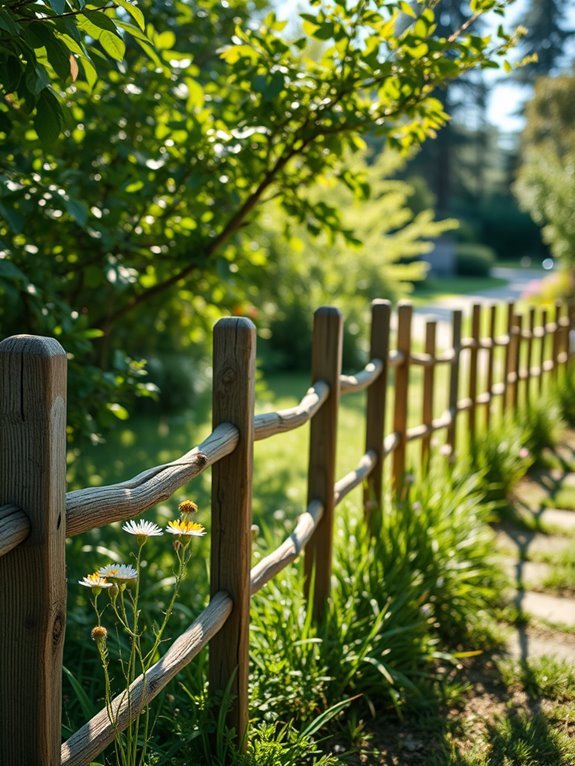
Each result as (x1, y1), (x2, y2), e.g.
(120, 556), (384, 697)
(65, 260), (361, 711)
(454, 243), (496, 277)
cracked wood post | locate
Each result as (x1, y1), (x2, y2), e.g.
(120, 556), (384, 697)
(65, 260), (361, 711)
(468, 304), (481, 448)
(208, 317), (256, 748)
(421, 319), (437, 473)
(446, 310), (462, 460)
(392, 303), (412, 494)
(0, 335), (67, 766)
(363, 300), (391, 533)
(304, 307), (342, 620)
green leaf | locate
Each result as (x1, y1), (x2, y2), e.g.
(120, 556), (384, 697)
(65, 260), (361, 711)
(0, 55), (23, 93)
(0, 10), (20, 36)
(115, 0), (145, 32)
(48, 0), (66, 13)
(33, 88), (62, 145)
(82, 10), (118, 34)
(99, 30), (125, 61)
(64, 197), (89, 225)
(107, 402), (129, 420)
(155, 30), (175, 50)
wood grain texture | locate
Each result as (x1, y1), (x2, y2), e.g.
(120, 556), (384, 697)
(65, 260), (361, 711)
(0, 335), (67, 766)
(254, 381), (329, 440)
(66, 423), (236, 536)
(61, 592), (232, 766)
(392, 303), (412, 493)
(446, 310), (462, 459)
(208, 317), (256, 745)
(250, 500), (323, 595)
(304, 307), (343, 620)
(363, 300), (391, 530)
(468, 304), (481, 445)
(0, 503), (30, 558)
(335, 450), (376, 506)
(66, 385), (330, 536)
(340, 359), (383, 394)
(421, 320), (437, 471)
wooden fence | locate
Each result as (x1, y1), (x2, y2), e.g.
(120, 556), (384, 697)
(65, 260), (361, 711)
(0, 297), (573, 765)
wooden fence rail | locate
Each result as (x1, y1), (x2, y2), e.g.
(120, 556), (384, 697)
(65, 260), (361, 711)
(0, 296), (573, 765)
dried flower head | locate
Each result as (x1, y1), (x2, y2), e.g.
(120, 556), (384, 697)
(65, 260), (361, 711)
(91, 625), (108, 644)
(178, 500), (198, 516)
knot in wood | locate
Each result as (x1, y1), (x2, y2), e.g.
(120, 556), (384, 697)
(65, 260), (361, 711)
(220, 365), (237, 386)
(196, 452), (208, 468)
(52, 611), (65, 647)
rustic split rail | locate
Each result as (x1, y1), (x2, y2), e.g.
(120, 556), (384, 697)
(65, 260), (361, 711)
(0, 297), (573, 765)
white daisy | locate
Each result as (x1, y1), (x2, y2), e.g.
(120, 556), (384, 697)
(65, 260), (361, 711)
(122, 519), (164, 541)
(79, 573), (113, 591)
(97, 563), (138, 582)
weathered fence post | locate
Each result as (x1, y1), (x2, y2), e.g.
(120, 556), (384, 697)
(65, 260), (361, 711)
(539, 307), (548, 394)
(525, 307), (536, 410)
(421, 319), (437, 472)
(468, 303), (481, 447)
(552, 301), (562, 383)
(446, 310), (462, 459)
(0, 336), (67, 766)
(502, 302), (515, 416)
(508, 313), (521, 414)
(485, 304), (497, 428)
(392, 303), (412, 493)
(304, 307), (342, 620)
(364, 300), (391, 533)
(209, 317), (256, 746)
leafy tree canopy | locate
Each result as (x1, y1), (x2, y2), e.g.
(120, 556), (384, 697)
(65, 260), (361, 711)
(514, 72), (575, 273)
(1, 0), (524, 443)
(0, 0), (150, 143)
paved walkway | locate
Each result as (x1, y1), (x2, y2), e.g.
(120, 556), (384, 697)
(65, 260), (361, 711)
(496, 431), (575, 663)
(412, 266), (548, 341)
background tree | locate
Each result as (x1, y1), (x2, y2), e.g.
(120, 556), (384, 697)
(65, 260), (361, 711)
(514, 72), (575, 286)
(0, 0), (521, 443)
(514, 0), (574, 84)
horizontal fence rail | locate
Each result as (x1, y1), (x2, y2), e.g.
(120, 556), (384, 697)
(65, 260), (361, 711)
(0, 295), (573, 765)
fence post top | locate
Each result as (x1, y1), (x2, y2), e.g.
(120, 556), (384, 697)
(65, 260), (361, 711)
(0, 335), (66, 358)
(314, 306), (342, 319)
(215, 317), (256, 332)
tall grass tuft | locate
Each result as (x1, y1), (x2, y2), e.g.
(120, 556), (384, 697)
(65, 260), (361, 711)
(523, 396), (564, 459)
(470, 416), (533, 507)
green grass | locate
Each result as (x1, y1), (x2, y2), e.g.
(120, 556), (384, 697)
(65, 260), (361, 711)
(410, 275), (508, 305)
